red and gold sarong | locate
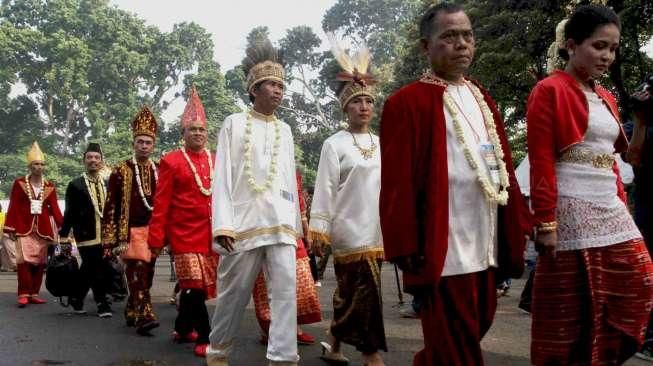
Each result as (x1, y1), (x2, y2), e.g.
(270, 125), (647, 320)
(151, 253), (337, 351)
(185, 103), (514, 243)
(253, 256), (321, 330)
(531, 239), (653, 365)
(173, 252), (219, 300)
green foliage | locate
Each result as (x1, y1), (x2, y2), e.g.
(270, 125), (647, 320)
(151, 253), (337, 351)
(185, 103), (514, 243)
(0, 0), (237, 197)
(183, 60), (241, 147)
(0, 151), (82, 198)
(225, 27), (343, 187)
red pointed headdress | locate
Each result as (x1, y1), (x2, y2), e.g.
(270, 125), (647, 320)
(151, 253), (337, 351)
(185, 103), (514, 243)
(181, 86), (207, 128)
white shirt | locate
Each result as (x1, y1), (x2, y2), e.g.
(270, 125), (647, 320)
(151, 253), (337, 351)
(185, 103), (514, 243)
(309, 130), (383, 259)
(555, 91), (641, 250)
(442, 83), (498, 277)
(212, 112), (301, 255)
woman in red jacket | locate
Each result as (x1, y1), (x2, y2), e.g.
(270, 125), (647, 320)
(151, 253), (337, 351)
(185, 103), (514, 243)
(527, 5), (653, 365)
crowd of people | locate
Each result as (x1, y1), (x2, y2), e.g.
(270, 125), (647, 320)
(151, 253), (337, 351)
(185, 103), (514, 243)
(2, 3), (653, 366)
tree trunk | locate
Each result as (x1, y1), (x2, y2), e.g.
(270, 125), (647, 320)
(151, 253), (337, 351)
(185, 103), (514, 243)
(61, 102), (76, 155)
(296, 65), (330, 128)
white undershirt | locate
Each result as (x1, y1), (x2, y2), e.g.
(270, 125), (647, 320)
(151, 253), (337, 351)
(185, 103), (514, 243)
(442, 83), (498, 277)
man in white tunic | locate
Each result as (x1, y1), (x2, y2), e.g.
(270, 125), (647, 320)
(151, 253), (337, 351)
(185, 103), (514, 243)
(206, 41), (301, 366)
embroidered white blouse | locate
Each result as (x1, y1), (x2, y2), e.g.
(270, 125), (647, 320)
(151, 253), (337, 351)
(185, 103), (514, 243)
(555, 91), (641, 251)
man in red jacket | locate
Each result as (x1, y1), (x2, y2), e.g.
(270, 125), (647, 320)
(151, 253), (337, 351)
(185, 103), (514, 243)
(379, 4), (531, 366)
(3, 141), (63, 307)
(148, 87), (218, 358)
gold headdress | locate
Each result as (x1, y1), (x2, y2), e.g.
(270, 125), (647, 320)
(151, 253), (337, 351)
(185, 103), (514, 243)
(328, 33), (376, 110)
(26, 141), (45, 165)
(131, 106), (158, 140)
(243, 40), (285, 93)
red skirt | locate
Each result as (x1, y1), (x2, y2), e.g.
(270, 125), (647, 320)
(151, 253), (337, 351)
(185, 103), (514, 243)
(253, 256), (321, 331)
(531, 239), (653, 365)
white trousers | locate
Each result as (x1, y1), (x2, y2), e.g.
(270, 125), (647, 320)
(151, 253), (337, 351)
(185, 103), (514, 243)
(207, 243), (298, 363)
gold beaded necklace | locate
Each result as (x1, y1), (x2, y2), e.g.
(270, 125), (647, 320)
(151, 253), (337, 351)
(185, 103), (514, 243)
(348, 130), (377, 160)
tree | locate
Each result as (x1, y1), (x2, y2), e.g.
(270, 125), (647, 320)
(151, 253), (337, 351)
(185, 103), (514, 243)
(1, 0), (234, 155)
(181, 60), (240, 150)
(0, 0), (237, 196)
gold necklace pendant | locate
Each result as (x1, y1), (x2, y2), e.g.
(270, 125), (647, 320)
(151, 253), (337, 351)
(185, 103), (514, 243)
(350, 131), (376, 160)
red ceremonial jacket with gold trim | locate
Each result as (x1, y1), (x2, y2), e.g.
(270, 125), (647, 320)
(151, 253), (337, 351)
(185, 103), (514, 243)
(3, 176), (63, 240)
(148, 149), (214, 255)
(526, 70), (628, 226)
(379, 74), (532, 293)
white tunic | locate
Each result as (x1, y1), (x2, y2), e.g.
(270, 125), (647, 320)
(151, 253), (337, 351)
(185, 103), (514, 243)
(442, 83), (498, 277)
(555, 91), (641, 250)
(309, 130), (383, 259)
(211, 112), (301, 255)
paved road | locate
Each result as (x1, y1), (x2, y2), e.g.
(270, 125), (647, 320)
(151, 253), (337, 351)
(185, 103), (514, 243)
(0, 257), (648, 366)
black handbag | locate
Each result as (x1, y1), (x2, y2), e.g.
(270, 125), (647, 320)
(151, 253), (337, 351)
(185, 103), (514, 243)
(104, 256), (128, 301)
(45, 252), (81, 306)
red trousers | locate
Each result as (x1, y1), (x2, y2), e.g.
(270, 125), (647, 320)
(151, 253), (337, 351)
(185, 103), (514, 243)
(414, 269), (496, 366)
(17, 262), (45, 296)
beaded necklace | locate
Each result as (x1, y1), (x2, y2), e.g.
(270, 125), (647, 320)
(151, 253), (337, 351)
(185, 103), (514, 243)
(82, 172), (106, 218)
(243, 110), (281, 194)
(181, 148), (213, 196)
(132, 156), (158, 211)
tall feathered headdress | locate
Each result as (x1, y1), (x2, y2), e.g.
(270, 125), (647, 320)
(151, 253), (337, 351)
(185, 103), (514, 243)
(327, 33), (376, 109)
(243, 40), (285, 93)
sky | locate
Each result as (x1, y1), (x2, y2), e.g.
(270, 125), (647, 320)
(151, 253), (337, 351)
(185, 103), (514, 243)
(109, 0), (337, 123)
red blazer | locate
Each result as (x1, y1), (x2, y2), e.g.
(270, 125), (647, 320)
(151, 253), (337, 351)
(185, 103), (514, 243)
(3, 176), (63, 240)
(527, 70), (628, 225)
(380, 76), (531, 292)
(148, 149), (214, 255)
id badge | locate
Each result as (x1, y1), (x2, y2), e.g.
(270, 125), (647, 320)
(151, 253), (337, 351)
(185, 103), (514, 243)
(480, 143), (500, 185)
(30, 199), (43, 215)
(280, 189), (294, 203)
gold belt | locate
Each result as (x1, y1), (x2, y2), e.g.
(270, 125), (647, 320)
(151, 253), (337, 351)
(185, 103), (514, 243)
(558, 149), (614, 169)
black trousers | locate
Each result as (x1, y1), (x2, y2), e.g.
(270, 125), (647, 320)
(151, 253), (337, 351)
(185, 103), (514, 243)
(308, 253), (319, 281)
(75, 245), (108, 306)
(175, 288), (210, 344)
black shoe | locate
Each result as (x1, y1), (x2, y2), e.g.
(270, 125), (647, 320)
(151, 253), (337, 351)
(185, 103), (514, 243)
(70, 298), (86, 314)
(136, 320), (160, 336)
(111, 294), (126, 302)
(517, 301), (531, 315)
(97, 303), (113, 318)
(636, 342), (653, 362)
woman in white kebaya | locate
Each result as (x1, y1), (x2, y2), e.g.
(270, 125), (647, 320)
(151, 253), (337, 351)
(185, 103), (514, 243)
(310, 40), (386, 366)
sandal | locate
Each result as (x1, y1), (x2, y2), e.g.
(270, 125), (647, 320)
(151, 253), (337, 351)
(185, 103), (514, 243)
(320, 341), (349, 365)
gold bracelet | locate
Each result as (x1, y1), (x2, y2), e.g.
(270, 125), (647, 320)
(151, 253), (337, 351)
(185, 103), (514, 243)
(537, 221), (557, 233)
